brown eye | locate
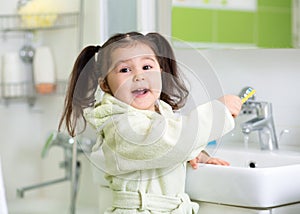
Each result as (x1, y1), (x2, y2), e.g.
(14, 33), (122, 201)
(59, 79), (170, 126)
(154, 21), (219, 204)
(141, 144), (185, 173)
(143, 65), (152, 70)
(120, 68), (130, 73)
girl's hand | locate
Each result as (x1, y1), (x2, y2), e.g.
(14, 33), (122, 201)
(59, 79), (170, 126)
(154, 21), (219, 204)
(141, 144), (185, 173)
(189, 151), (230, 169)
(218, 95), (242, 118)
(204, 157), (230, 166)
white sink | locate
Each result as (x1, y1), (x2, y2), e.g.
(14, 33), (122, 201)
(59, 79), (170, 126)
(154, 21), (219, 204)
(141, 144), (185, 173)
(186, 145), (300, 208)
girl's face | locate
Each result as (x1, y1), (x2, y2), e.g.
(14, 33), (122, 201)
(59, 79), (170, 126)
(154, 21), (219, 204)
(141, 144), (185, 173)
(101, 43), (162, 111)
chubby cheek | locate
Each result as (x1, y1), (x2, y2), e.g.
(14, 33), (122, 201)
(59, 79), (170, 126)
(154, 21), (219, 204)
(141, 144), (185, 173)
(148, 71), (162, 98)
(108, 78), (133, 104)
(114, 91), (131, 104)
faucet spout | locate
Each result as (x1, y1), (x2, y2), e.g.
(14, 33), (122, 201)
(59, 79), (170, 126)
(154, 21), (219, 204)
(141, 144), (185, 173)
(241, 101), (278, 150)
(242, 117), (265, 133)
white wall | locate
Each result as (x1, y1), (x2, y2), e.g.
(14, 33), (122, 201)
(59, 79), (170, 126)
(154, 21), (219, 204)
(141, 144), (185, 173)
(175, 48), (300, 148)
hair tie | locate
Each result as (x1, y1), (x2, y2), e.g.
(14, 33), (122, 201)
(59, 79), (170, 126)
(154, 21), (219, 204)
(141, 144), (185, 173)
(95, 45), (101, 53)
(94, 46), (101, 62)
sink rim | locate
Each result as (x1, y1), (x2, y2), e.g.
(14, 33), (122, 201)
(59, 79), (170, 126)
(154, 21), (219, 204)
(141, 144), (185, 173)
(186, 145), (300, 208)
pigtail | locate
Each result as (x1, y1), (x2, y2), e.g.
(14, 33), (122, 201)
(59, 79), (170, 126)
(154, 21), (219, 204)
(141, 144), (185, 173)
(58, 45), (100, 137)
(146, 33), (189, 110)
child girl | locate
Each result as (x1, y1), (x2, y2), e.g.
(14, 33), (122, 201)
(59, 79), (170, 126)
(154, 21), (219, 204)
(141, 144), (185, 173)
(59, 32), (242, 213)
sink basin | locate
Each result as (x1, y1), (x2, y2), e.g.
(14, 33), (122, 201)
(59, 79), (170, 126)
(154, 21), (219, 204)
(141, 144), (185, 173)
(186, 146), (300, 208)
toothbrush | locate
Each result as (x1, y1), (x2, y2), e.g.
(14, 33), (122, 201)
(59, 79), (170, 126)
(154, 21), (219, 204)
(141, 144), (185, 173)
(241, 87), (256, 103)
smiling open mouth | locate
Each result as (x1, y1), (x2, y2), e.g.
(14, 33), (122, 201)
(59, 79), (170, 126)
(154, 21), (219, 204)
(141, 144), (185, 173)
(132, 88), (150, 96)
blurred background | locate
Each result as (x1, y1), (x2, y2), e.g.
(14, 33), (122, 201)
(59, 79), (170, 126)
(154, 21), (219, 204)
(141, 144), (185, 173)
(0, 0), (300, 213)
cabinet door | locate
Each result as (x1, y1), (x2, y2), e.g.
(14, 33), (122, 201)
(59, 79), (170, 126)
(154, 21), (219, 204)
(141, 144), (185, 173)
(171, 0), (292, 48)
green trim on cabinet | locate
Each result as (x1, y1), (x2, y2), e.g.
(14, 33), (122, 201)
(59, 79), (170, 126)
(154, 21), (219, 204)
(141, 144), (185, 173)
(258, 0), (291, 8)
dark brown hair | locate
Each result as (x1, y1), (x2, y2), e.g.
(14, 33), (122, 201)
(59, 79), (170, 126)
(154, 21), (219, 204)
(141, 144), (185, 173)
(58, 32), (189, 136)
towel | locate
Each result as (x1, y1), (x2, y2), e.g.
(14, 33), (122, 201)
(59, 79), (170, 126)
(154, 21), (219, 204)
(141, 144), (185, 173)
(18, 0), (60, 28)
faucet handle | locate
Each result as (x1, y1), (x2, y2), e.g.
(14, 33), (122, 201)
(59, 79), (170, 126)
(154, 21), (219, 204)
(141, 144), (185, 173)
(279, 129), (289, 143)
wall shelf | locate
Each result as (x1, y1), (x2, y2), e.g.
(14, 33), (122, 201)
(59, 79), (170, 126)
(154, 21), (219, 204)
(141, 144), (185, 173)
(0, 80), (68, 106)
(0, 10), (82, 106)
(0, 12), (79, 32)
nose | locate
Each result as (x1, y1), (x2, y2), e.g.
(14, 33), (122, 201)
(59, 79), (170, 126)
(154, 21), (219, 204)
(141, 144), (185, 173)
(134, 74), (145, 82)
(133, 69), (145, 82)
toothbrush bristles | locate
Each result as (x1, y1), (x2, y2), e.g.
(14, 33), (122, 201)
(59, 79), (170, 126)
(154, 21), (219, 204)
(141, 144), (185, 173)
(241, 88), (256, 103)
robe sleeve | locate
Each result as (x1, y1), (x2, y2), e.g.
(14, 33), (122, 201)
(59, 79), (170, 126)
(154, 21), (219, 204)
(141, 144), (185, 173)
(89, 100), (234, 175)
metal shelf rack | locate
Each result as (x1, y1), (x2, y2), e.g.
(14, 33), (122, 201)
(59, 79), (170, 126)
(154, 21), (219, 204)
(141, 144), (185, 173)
(0, 80), (68, 106)
(0, 12), (79, 32)
(0, 12), (81, 105)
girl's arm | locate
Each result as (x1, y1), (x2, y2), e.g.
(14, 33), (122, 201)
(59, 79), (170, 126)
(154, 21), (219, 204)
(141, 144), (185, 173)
(188, 95), (240, 169)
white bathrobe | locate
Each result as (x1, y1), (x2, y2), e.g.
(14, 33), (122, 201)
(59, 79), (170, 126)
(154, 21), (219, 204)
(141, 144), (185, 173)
(84, 93), (234, 213)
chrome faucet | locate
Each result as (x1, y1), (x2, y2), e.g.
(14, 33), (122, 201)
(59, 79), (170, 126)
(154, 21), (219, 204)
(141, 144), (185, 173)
(16, 132), (94, 214)
(241, 100), (278, 150)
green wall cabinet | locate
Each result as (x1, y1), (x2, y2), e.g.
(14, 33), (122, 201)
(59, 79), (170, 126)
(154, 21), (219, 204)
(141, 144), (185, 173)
(172, 0), (292, 48)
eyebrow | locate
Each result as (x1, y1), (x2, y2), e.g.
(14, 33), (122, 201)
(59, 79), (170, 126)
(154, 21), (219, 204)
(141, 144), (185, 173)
(113, 55), (157, 68)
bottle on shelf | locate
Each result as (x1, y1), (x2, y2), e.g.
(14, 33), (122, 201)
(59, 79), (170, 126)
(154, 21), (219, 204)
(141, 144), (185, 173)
(2, 52), (28, 98)
(33, 46), (56, 94)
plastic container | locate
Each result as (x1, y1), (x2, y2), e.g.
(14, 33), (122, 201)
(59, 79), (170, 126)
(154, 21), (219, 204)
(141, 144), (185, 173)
(33, 46), (56, 94)
(2, 52), (27, 97)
